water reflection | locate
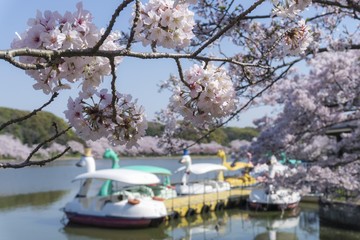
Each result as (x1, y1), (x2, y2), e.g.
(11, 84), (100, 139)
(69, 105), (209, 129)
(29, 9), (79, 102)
(165, 211), (229, 239)
(1, 160), (360, 240)
(62, 223), (171, 240)
(248, 209), (300, 240)
(61, 207), (314, 240)
(0, 190), (68, 211)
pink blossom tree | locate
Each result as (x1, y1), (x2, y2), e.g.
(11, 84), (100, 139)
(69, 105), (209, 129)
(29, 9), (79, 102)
(250, 50), (360, 197)
(0, 0), (359, 181)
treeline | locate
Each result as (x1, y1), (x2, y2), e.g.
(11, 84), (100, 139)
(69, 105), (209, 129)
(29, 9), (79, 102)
(0, 107), (258, 147)
(0, 107), (83, 147)
(146, 122), (258, 146)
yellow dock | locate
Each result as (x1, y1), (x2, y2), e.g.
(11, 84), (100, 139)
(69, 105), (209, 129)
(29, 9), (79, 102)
(164, 188), (250, 219)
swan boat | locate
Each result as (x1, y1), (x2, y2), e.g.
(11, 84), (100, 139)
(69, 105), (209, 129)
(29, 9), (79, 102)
(63, 168), (168, 228)
(175, 150), (230, 195)
(248, 155), (301, 211)
(217, 150), (258, 188)
(248, 185), (301, 211)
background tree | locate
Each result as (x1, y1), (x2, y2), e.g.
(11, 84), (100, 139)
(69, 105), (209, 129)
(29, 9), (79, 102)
(250, 50), (360, 196)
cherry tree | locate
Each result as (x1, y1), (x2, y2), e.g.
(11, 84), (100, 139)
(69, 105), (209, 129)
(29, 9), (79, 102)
(250, 50), (360, 197)
(0, 0), (359, 181)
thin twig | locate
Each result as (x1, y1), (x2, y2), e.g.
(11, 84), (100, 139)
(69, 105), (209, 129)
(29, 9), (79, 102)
(127, 0), (140, 50)
(109, 57), (118, 123)
(92, 0), (135, 51)
(0, 92), (59, 131)
(192, 0), (266, 56)
(175, 58), (189, 88)
(0, 126), (72, 169)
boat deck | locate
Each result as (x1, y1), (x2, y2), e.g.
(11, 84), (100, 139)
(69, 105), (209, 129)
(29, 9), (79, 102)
(164, 188), (251, 218)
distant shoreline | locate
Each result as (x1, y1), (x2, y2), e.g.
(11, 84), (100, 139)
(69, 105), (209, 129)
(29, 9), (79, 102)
(0, 154), (219, 162)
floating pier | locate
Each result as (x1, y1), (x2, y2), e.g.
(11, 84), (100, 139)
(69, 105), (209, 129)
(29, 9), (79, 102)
(164, 188), (251, 219)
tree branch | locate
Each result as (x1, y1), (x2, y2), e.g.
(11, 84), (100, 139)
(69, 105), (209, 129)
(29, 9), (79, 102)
(0, 92), (59, 131)
(0, 125), (72, 169)
(192, 0), (266, 56)
(92, 0), (135, 51)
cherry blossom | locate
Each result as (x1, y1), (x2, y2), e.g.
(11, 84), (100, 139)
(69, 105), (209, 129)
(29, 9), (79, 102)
(11, 2), (123, 94)
(283, 19), (313, 55)
(271, 0), (312, 19)
(250, 50), (360, 193)
(133, 0), (195, 49)
(64, 89), (147, 149)
(167, 63), (238, 127)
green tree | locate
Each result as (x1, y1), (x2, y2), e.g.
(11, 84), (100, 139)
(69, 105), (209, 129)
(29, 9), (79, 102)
(223, 127), (258, 142)
(0, 107), (83, 147)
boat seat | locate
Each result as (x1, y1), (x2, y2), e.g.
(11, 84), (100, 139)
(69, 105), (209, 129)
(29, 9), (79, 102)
(204, 180), (218, 189)
(124, 186), (154, 198)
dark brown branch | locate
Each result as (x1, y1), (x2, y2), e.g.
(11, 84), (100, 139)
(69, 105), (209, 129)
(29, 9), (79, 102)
(313, 0), (360, 12)
(175, 58), (189, 88)
(0, 147), (71, 169)
(0, 48), (269, 69)
(192, 0), (266, 56)
(127, 0), (140, 50)
(92, 0), (135, 51)
(0, 92), (59, 131)
(109, 57), (118, 123)
(0, 125), (72, 169)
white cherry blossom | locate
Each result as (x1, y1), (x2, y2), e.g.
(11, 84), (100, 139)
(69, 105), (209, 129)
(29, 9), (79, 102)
(64, 89), (147, 148)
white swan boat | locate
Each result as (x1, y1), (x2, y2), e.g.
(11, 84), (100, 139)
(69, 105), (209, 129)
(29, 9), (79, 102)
(175, 150), (230, 195)
(248, 155), (301, 211)
(63, 168), (168, 228)
(248, 185), (301, 211)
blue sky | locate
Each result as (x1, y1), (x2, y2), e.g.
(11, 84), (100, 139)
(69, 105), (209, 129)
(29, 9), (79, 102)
(0, 0), (274, 128)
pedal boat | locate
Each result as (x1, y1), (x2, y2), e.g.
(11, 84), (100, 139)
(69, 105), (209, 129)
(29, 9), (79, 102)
(248, 184), (301, 211)
(63, 168), (168, 228)
(175, 153), (230, 195)
(217, 150), (258, 188)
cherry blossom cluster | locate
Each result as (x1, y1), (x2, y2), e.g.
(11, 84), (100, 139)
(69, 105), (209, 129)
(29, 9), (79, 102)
(283, 19), (313, 55)
(271, 0), (312, 19)
(11, 2), (123, 94)
(168, 63), (238, 127)
(64, 89), (147, 148)
(133, 0), (195, 49)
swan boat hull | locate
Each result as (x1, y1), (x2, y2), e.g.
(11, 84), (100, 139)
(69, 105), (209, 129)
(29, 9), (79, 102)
(248, 188), (301, 211)
(65, 211), (165, 228)
(64, 195), (167, 228)
(63, 169), (168, 228)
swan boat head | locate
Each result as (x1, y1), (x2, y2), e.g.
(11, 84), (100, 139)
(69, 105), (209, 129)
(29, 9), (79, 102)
(179, 149), (192, 172)
(76, 147), (96, 173)
(103, 148), (120, 169)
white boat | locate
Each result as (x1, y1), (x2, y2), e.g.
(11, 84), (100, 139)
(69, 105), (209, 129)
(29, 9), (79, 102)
(63, 168), (168, 228)
(175, 151), (230, 195)
(248, 155), (301, 211)
(248, 184), (301, 211)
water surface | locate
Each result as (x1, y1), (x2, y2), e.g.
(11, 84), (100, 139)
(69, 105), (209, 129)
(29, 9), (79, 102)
(0, 157), (359, 240)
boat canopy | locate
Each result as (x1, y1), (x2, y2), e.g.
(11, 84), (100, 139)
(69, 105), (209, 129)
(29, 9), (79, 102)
(123, 165), (172, 176)
(72, 169), (160, 185)
(176, 163), (227, 175)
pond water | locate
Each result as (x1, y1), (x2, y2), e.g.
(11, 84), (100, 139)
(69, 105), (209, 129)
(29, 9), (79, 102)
(0, 157), (359, 240)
